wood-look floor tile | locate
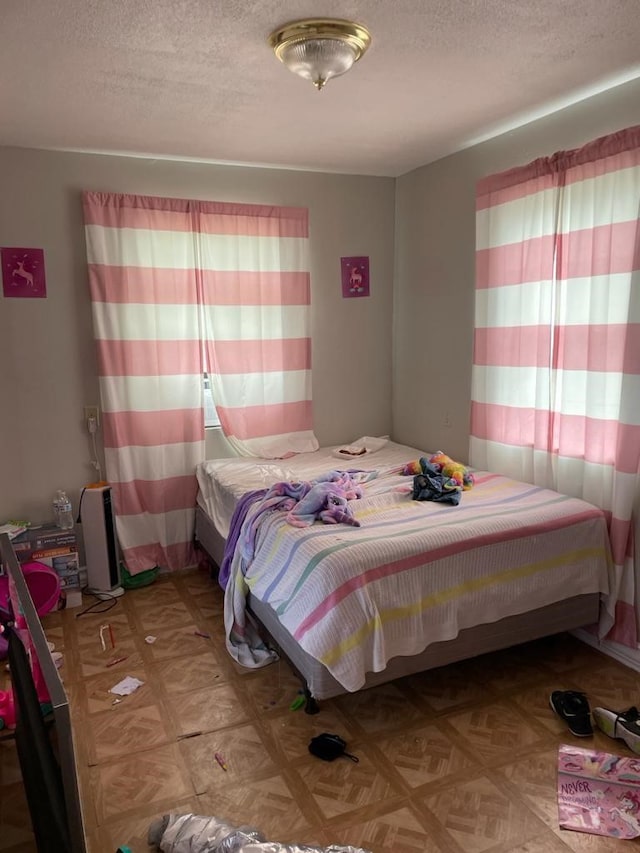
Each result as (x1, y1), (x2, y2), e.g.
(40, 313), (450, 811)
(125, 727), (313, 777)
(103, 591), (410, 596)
(86, 702), (172, 764)
(83, 828), (104, 853)
(421, 774), (545, 853)
(152, 652), (227, 694)
(266, 822), (327, 848)
(79, 665), (155, 716)
(263, 706), (357, 762)
(133, 601), (195, 631)
(142, 624), (213, 661)
(75, 635), (143, 679)
(239, 662), (308, 714)
(0, 782), (34, 850)
(43, 623), (65, 653)
(179, 724), (278, 794)
(509, 680), (587, 738)
(334, 682), (426, 735)
(97, 796), (198, 853)
(328, 804), (443, 852)
(124, 581), (182, 609)
(536, 635), (611, 674)
(72, 611), (131, 647)
(0, 742), (24, 787)
(18, 574), (640, 853)
(476, 648), (554, 694)
(495, 748), (562, 828)
(190, 588), (224, 612)
(563, 661), (640, 711)
(503, 832), (574, 853)
(445, 699), (545, 764)
(376, 722), (479, 789)
(40, 609), (64, 629)
(90, 743), (193, 823)
(178, 568), (218, 595)
(192, 600), (224, 624)
(197, 773), (311, 840)
(404, 662), (496, 713)
(76, 754), (99, 832)
(166, 682), (249, 736)
(62, 676), (83, 715)
(294, 746), (403, 820)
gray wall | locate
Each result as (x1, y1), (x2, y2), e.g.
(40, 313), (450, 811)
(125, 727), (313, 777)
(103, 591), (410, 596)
(0, 149), (395, 522)
(2, 76), (639, 525)
(392, 77), (640, 461)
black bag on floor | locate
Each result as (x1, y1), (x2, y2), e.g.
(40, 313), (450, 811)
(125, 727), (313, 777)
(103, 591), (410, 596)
(308, 733), (359, 762)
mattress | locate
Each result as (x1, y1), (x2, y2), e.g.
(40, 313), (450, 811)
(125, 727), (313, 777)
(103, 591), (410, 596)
(195, 438), (421, 539)
(216, 450), (614, 695)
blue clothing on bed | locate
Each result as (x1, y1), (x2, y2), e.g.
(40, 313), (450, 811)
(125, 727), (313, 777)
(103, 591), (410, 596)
(412, 461), (462, 505)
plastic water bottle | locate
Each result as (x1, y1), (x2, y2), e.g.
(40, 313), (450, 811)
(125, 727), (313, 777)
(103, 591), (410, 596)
(54, 490), (74, 530)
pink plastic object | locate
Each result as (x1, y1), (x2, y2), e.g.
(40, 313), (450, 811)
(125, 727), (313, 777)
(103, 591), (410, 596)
(0, 560), (61, 617)
(0, 689), (16, 728)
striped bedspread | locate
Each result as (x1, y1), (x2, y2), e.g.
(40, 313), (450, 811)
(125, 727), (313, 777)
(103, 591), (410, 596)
(224, 466), (614, 693)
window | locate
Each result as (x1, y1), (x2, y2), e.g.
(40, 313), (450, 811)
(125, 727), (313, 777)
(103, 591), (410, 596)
(203, 374), (221, 428)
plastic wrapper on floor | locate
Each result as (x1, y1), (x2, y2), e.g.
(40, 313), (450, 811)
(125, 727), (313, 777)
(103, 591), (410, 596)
(148, 813), (372, 853)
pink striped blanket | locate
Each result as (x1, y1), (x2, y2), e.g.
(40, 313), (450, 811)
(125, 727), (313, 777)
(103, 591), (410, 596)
(223, 466), (614, 693)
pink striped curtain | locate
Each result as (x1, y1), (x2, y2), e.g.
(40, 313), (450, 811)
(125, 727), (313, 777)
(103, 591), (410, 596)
(83, 192), (316, 575)
(471, 126), (640, 646)
(196, 203), (318, 458)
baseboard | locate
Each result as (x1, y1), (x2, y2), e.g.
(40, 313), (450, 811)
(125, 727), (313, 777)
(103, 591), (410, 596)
(572, 628), (640, 674)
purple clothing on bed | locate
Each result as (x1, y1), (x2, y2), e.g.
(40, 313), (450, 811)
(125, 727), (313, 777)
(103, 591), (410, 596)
(220, 472), (372, 588)
(218, 488), (266, 590)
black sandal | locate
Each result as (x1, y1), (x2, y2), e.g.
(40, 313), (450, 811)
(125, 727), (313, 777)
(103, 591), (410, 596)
(549, 690), (593, 736)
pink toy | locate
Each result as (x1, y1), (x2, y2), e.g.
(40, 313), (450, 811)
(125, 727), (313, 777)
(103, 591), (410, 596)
(0, 560), (61, 618)
(428, 451), (475, 489)
(0, 689), (16, 729)
(402, 453), (475, 489)
(287, 482), (361, 527)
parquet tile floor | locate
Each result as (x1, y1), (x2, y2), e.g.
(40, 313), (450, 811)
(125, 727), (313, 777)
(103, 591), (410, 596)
(3, 568), (640, 852)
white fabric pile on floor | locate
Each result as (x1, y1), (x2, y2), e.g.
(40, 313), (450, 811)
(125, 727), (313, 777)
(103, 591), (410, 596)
(148, 813), (371, 853)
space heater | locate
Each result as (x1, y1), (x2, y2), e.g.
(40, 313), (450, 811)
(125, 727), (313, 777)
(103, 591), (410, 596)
(81, 485), (124, 599)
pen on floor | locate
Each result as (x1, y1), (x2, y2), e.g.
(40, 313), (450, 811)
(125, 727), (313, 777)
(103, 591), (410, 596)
(106, 656), (128, 667)
(193, 630), (211, 639)
(214, 752), (228, 771)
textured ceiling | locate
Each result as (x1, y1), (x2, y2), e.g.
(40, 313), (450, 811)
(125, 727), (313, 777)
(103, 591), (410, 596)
(2, 0), (640, 177)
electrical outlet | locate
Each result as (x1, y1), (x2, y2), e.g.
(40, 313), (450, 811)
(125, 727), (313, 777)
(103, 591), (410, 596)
(84, 406), (100, 427)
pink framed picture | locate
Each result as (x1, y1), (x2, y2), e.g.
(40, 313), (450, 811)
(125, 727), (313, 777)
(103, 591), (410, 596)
(2, 248), (46, 298)
(341, 256), (370, 298)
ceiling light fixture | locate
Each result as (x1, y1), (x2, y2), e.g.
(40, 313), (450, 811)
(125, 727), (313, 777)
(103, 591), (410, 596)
(268, 18), (372, 91)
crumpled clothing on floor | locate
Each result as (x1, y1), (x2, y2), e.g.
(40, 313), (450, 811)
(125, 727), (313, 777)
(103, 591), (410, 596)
(148, 813), (372, 853)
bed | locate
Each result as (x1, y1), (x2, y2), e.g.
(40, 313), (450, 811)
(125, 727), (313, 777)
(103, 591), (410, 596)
(195, 440), (614, 704)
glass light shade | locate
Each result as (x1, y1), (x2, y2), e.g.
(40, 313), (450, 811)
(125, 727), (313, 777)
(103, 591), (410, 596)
(278, 38), (358, 89)
(269, 19), (371, 90)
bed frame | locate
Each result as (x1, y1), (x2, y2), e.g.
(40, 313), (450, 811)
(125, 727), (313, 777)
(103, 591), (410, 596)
(195, 504), (600, 709)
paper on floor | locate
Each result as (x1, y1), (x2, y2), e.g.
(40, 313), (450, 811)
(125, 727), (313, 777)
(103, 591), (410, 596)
(110, 676), (144, 696)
